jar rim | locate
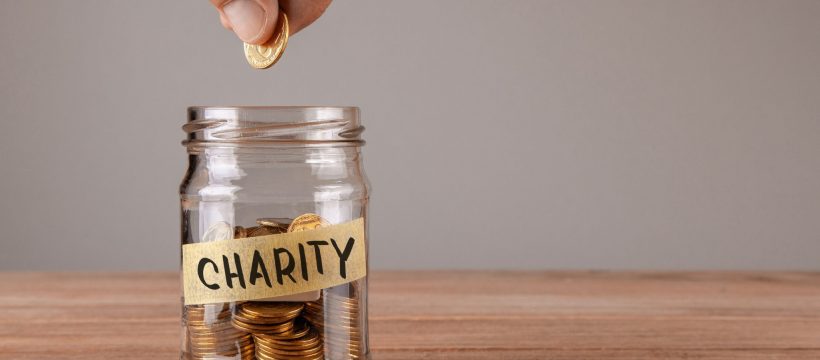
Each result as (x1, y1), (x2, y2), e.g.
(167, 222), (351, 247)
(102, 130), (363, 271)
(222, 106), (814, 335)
(187, 105), (359, 111)
(184, 106), (364, 148)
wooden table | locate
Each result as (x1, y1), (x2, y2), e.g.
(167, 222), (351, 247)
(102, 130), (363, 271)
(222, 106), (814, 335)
(0, 271), (818, 359)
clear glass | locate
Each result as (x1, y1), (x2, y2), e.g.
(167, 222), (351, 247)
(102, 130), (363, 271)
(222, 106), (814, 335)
(179, 106), (370, 360)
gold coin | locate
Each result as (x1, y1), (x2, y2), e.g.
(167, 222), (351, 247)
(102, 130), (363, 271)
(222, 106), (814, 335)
(246, 225), (286, 237)
(190, 340), (249, 349)
(256, 340), (323, 356)
(187, 320), (237, 332)
(189, 344), (255, 360)
(256, 217), (292, 228)
(190, 330), (249, 340)
(324, 297), (359, 307)
(231, 318), (295, 333)
(258, 336), (321, 350)
(186, 314), (235, 324)
(260, 346), (324, 357)
(256, 318), (311, 340)
(258, 324), (317, 342)
(288, 213), (331, 232)
(244, 11), (289, 69)
(234, 226), (247, 239)
(240, 302), (304, 318)
(187, 329), (241, 338)
(187, 308), (231, 317)
(261, 224), (286, 234)
(255, 339), (321, 353)
(190, 344), (246, 352)
(187, 317), (235, 324)
(233, 312), (293, 324)
(255, 350), (324, 360)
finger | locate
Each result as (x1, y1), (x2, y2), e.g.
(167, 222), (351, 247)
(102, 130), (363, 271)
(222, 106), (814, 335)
(218, 13), (231, 30)
(211, 0), (279, 45)
(279, 0), (333, 34)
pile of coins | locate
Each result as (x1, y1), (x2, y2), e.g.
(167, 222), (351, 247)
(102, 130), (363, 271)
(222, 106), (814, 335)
(185, 304), (254, 359)
(232, 302), (302, 334)
(234, 217), (290, 238)
(231, 302), (324, 359)
(304, 288), (363, 359)
(254, 321), (323, 360)
(185, 214), (364, 360)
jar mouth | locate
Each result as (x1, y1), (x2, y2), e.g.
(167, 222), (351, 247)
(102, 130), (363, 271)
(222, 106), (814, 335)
(184, 106), (364, 148)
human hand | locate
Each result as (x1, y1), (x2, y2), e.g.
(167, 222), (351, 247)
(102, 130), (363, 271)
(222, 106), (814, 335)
(210, 0), (333, 44)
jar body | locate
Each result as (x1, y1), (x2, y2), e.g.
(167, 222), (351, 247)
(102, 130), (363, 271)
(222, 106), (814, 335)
(179, 107), (370, 360)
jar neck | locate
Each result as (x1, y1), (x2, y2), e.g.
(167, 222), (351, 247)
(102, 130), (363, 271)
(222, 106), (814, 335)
(188, 145), (363, 164)
(182, 145), (368, 201)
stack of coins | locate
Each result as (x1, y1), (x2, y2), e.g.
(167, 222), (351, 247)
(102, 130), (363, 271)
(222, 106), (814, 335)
(232, 302), (303, 334)
(254, 320), (324, 360)
(185, 304), (254, 359)
(303, 287), (363, 359)
(233, 302), (327, 359)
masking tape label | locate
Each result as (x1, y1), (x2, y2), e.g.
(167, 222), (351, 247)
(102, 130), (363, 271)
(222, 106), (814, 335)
(182, 218), (366, 305)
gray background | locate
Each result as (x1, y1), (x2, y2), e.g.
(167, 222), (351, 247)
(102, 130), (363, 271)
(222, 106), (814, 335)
(1, 0), (818, 270)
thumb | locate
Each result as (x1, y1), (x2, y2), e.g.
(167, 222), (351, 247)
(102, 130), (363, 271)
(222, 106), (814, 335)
(212, 0), (279, 45)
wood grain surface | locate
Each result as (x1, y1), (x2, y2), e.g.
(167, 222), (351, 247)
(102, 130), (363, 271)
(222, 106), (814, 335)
(0, 271), (818, 359)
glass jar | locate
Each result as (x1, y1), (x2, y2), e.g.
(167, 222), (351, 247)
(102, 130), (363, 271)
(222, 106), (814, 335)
(179, 106), (371, 360)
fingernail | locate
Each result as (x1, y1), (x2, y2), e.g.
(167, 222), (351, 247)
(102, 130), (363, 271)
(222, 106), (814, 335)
(223, 0), (266, 43)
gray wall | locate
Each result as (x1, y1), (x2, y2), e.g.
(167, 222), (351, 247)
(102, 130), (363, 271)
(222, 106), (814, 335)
(1, 0), (819, 270)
